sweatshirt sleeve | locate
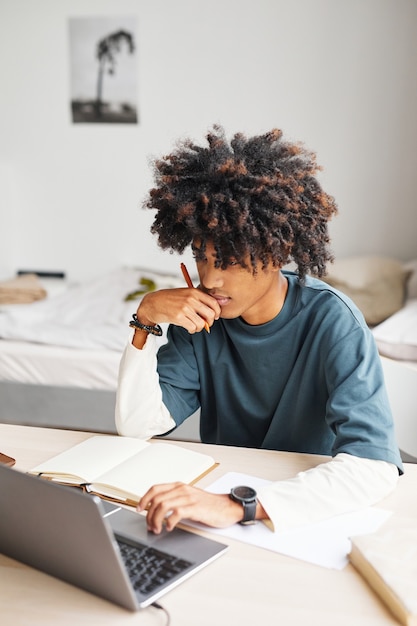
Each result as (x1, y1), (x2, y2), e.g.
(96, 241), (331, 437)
(115, 331), (176, 439)
(258, 453), (399, 532)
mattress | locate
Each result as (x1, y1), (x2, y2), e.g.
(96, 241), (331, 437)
(0, 340), (121, 389)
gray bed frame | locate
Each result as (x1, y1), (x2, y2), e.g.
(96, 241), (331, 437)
(0, 380), (200, 441)
(0, 381), (117, 433)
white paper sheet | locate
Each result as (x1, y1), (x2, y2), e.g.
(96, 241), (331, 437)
(184, 471), (392, 570)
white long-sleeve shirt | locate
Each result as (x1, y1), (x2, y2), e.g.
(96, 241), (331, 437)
(115, 332), (399, 532)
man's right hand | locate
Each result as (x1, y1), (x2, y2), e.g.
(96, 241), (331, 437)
(132, 288), (221, 349)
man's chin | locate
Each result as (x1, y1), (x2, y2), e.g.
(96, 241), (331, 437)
(218, 309), (239, 320)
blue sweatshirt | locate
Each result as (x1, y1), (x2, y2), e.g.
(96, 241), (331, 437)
(157, 272), (403, 472)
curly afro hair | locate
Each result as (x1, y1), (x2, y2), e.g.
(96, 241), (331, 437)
(144, 125), (338, 280)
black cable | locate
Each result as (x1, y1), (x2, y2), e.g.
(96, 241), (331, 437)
(151, 601), (171, 625)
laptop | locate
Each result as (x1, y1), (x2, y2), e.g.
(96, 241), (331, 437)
(0, 464), (228, 611)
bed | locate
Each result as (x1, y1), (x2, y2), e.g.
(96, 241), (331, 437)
(0, 267), (200, 439)
(1, 258), (416, 455)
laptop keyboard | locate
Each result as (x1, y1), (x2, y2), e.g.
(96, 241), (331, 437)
(116, 538), (194, 595)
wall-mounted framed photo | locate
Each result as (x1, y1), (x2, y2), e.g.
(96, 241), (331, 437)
(68, 15), (139, 124)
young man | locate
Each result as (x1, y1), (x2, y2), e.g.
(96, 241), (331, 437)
(116, 126), (402, 534)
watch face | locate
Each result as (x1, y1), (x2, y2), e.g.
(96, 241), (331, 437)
(232, 486), (257, 500)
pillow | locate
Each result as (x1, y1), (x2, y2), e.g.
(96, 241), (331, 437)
(322, 256), (410, 326)
(372, 299), (417, 361)
(404, 259), (417, 299)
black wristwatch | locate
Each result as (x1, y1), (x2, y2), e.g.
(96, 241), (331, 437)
(229, 485), (258, 525)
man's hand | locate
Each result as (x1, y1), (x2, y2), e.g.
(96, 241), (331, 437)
(137, 482), (266, 534)
(136, 288), (220, 335)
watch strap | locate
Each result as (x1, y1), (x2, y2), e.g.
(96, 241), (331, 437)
(241, 498), (257, 524)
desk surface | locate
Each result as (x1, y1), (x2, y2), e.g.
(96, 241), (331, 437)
(1, 423), (416, 626)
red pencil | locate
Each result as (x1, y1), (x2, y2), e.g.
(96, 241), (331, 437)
(180, 263), (210, 333)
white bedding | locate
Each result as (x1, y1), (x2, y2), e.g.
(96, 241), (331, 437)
(0, 267), (178, 388)
(372, 297), (417, 363)
(0, 267), (179, 351)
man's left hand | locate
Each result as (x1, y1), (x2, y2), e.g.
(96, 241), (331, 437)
(137, 482), (265, 533)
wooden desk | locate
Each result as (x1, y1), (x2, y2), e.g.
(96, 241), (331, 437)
(1, 423), (415, 626)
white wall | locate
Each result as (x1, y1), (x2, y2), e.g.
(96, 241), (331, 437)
(0, 0), (416, 282)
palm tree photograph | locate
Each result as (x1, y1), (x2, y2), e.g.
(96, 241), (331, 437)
(68, 16), (139, 124)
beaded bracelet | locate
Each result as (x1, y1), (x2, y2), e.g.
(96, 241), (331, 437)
(129, 314), (163, 336)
